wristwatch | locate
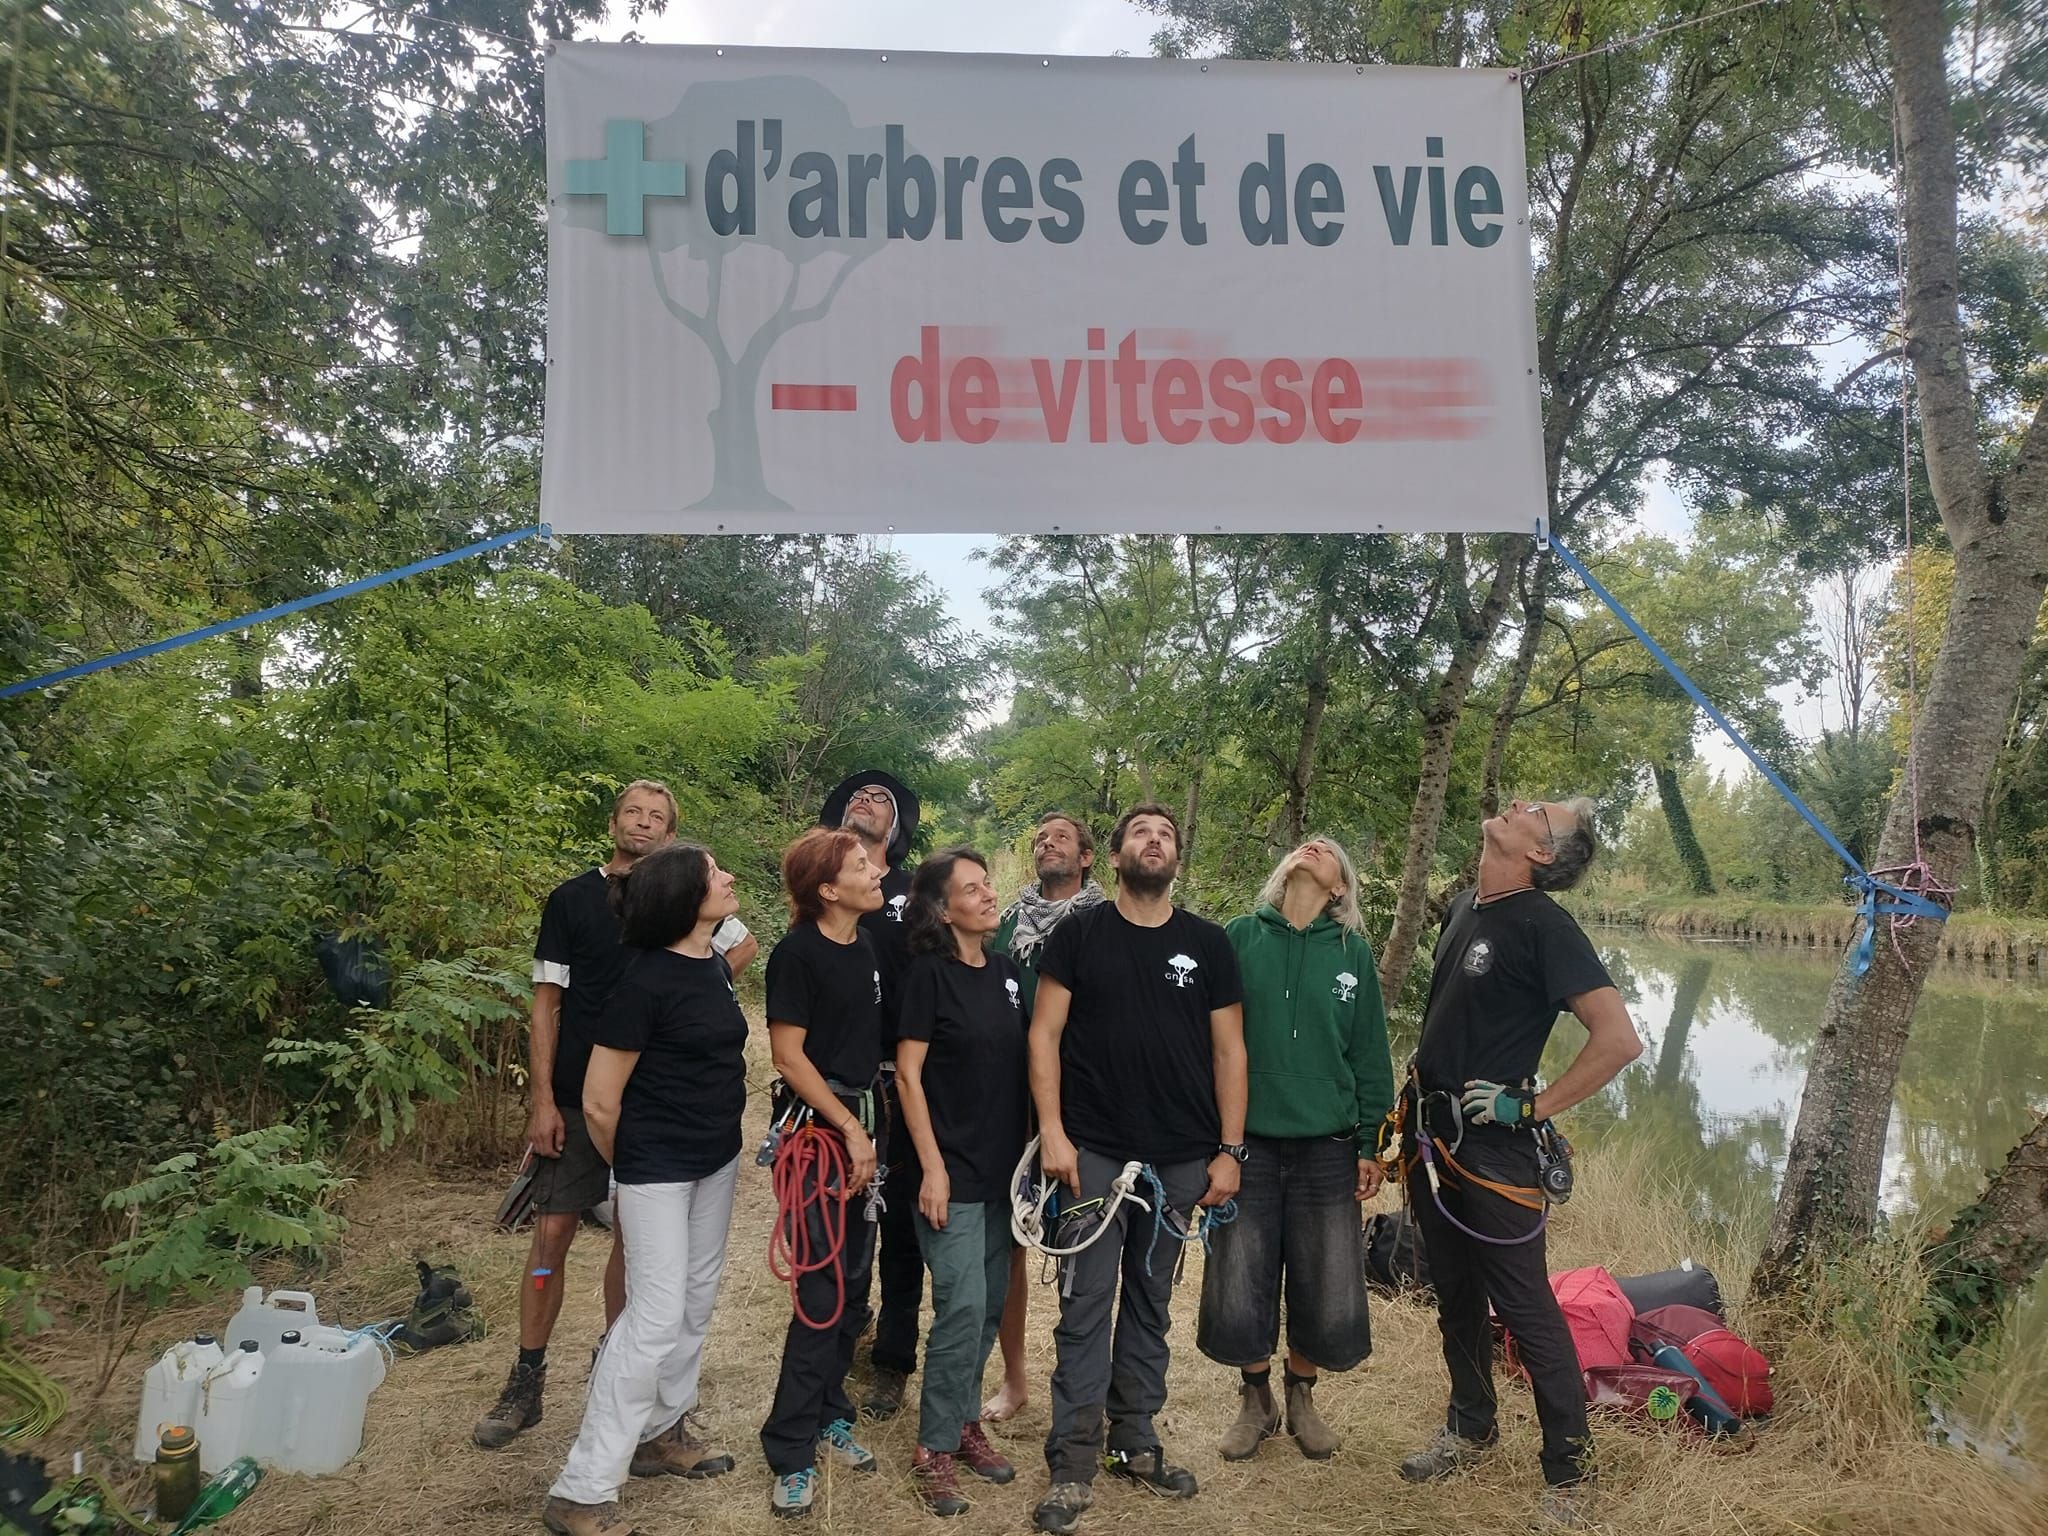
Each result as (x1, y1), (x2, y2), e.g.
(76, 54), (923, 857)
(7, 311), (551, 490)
(1217, 1142), (1249, 1165)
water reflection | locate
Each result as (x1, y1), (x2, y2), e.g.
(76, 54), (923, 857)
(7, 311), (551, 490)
(1540, 932), (2048, 1235)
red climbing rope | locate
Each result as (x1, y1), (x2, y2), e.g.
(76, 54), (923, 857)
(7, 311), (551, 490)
(770, 1124), (852, 1331)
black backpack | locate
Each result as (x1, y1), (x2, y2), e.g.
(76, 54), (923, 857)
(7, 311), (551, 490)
(1363, 1208), (1432, 1294)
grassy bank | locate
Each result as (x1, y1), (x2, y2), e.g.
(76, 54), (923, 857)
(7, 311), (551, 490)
(1572, 891), (2048, 973)
(9, 1100), (2045, 1535)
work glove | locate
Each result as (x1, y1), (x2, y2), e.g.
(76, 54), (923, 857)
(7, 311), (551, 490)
(1461, 1080), (1538, 1129)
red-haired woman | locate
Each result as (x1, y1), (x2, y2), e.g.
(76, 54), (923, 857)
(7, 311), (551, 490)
(759, 826), (888, 1519)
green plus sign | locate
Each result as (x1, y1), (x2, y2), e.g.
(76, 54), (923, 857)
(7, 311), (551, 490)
(565, 119), (686, 237)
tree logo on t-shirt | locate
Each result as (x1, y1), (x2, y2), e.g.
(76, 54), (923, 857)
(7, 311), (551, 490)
(1005, 977), (1020, 1009)
(1334, 971), (1358, 1002)
(1463, 939), (1495, 977)
(873, 969), (883, 1003)
(887, 894), (908, 922)
(1166, 953), (1198, 988)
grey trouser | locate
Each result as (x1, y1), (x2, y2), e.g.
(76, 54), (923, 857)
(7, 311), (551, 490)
(1044, 1147), (1208, 1483)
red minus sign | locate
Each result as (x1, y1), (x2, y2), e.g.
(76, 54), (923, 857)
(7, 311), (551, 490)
(772, 385), (858, 411)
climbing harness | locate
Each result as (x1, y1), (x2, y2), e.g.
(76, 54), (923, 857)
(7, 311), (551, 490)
(1007, 1137), (1237, 1288)
(1376, 1069), (1553, 1248)
(1009, 1136), (1149, 1259)
(767, 1081), (882, 1332)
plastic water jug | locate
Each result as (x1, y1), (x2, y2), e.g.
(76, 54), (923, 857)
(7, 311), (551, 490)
(223, 1287), (324, 1354)
(255, 1325), (386, 1475)
(197, 1340), (266, 1473)
(132, 1335), (224, 1462)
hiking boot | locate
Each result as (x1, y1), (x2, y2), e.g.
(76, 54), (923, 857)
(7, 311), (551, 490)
(956, 1421), (1015, 1484)
(540, 1496), (638, 1536)
(475, 1359), (545, 1449)
(770, 1467), (815, 1520)
(912, 1447), (970, 1516)
(819, 1417), (878, 1472)
(1218, 1377), (1280, 1461)
(1539, 1483), (1596, 1528)
(1284, 1375), (1339, 1460)
(629, 1413), (735, 1479)
(862, 1365), (909, 1420)
(1103, 1445), (1197, 1499)
(1398, 1427), (1495, 1483)
(1031, 1482), (1093, 1535)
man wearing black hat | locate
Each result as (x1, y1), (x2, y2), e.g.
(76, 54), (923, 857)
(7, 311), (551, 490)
(817, 769), (925, 1419)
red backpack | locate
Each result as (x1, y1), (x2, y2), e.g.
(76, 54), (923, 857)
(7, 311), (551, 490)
(1631, 1304), (1774, 1417)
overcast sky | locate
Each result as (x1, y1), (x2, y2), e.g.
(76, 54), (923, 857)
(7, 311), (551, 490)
(584, 1), (1798, 777)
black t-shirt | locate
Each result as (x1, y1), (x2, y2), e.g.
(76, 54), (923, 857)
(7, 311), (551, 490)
(534, 869), (631, 1109)
(588, 948), (749, 1184)
(1039, 902), (1243, 1165)
(896, 950), (1029, 1203)
(765, 921), (885, 1090)
(860, 863), (915, 1051)
(1414, 889), (1613, 1094)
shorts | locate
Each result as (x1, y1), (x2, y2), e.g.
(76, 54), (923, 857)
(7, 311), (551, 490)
(530, 1105), (613, 1216)
(1196, 1132), (1369, 1370)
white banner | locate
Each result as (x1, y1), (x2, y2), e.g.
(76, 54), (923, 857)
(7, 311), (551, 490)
(543, 45), (1544, 536)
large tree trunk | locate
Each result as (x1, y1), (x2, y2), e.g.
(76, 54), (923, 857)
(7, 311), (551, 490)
(1461, 549), (1552, 888)
(1923, 1112), (2048, 1358)
(1754, 0), (2048, 1294)
(1652, 759), (1715, 895)
(1281, 546), (1340, 848)
(1379, 535), (1526, 1005)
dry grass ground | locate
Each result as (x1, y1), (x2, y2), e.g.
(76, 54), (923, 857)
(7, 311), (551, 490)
(15, 1087), (2048, 1536)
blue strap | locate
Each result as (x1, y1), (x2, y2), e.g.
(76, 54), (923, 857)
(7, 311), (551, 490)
(1137, 1164), (1235, 1276)
(1548, 537), (1945, 975)
(1, 525), (547, 701)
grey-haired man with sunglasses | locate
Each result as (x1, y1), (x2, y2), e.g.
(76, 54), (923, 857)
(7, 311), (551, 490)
(1398, 797), (1642, 1529)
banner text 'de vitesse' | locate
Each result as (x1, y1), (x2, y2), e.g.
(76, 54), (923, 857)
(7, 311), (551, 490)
(543, 45), (1544, 535)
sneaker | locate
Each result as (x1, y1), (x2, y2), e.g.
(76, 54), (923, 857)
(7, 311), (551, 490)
(1539, 1483), (1596, 1528)
(862, 1365), (909, 1420)
(1398, 1427), (1495, 1483)
(1218, 1378), (1280, 1461)
(956, 1421), (1015, 1484)
(1103, 1445), (1197, 1499)
(629, 1412), (735, 1479)
(540, 1496), (638, 1536)
(912, 1447), (970, 1517)
(1031, 1482), (1093, 1535)
(819, 1417), (878, 1472)
(770, 1467), (815, 1520)
(473, 1359), (544, 1449)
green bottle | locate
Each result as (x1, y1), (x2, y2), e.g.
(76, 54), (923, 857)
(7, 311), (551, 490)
(168, 1455), (261, 1534)
(152, 1424), (204, 1522)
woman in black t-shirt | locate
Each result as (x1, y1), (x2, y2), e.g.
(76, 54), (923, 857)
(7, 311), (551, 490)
(544, 844), (747, 1534)
(759, 827), (888, 1518)
(894, 847), (1029, 1514)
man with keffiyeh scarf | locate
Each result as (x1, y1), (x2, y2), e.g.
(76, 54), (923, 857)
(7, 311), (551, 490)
(980, 811), (1106, 1424)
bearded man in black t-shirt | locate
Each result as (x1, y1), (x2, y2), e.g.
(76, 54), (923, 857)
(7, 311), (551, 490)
(1027, 804), (1248, 1536)
(1397, 797), (1642, 1527)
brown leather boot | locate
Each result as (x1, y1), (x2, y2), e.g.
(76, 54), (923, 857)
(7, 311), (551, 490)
(912, 1447), (970, 1516)
(630, 1412), (736, 1479)
(1285, 1373), (1339, 1460)
(540, 1496), (639, 1536)
(1218, 1375), (1280, 1461)
(474, 1358), (544, 1449)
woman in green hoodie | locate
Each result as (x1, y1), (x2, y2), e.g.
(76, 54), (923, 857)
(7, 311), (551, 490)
(1196, 836), (1394, 1464)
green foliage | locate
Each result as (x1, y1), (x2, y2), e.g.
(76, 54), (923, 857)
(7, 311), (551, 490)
(0, 1271), (53, 1344)
(266, 954), (526, 1149)
(101, 1126), (348, 1308)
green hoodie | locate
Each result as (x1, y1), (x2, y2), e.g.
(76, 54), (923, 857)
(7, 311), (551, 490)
(1225, 904), (1395, 1155)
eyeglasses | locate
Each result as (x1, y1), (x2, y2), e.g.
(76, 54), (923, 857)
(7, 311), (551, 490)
(1524, 803), (1555, 843)
(849, 787), (895, 807)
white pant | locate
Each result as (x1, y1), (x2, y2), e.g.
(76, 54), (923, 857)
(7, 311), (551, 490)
(550, 1157), (740, 1505)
